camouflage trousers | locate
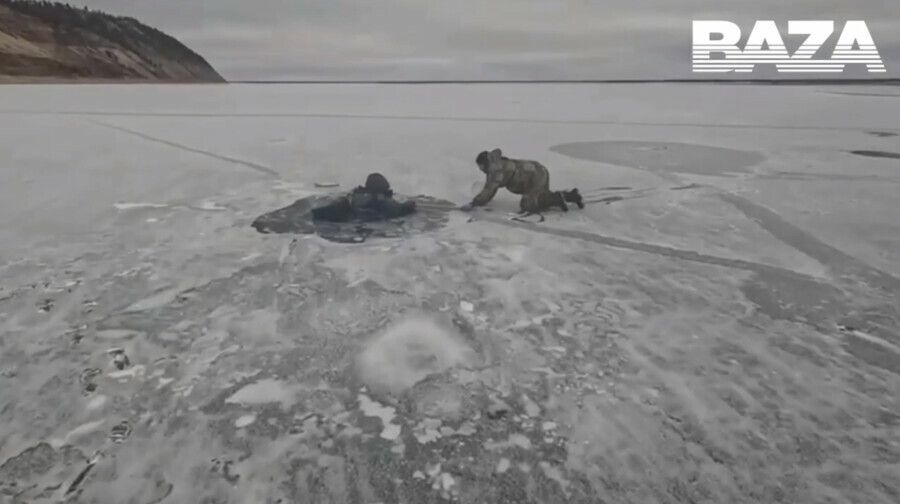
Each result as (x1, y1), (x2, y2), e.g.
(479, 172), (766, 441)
(521, 190), (566, 213)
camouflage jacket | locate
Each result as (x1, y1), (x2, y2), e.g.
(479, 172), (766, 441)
(471, 157), (551, 206)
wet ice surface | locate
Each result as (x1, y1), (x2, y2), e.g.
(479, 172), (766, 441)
(251, 193), (454, 243)
(1, 83), (900, 504)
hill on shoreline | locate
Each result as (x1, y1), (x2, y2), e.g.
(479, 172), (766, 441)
(0, 0), (224, 82)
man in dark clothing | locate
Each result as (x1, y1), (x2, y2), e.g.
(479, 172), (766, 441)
(311, 173), (417, 223)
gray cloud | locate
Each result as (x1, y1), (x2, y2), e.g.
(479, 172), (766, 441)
(71, 0), (898, 80)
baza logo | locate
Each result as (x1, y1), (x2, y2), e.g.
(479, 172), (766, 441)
(692, 21), (886, 73)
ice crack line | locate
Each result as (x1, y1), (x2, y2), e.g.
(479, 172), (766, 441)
(719, 193), (900, 295)
(88, 120), (280, 179)
(482, 214), (822, 283)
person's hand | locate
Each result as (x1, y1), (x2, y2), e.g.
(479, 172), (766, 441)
(459, 203), (474, 212)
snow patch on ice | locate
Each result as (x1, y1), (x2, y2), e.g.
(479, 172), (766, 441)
(226, 379), (297, 407)
(196, 201), (227, 211)
(235, 414), (257, 428)
(86, 395), (107, 411)
(355, 314), (475, 394)
(358, 394), (402, 440)
(113, 202), (169, 210)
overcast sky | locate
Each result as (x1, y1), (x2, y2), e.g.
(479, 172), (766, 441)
(70, 1), (898, 81)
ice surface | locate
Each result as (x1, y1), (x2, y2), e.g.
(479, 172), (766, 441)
(355, 314), (475, 395)
(1, 83), (899, 503)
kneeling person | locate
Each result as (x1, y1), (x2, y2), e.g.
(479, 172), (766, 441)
(461, 148), (584, 217)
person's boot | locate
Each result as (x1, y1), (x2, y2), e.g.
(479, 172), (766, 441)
(554, 191), (569, 212)
(563, 188), (585, 209)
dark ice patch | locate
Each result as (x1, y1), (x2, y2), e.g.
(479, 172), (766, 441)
(850, 150), (900, 160)
(671, 183), (703, 191)
(866, 131), (898, 138)
(739, 271), (845, 327)
(550, 141), (764, 177)
(251, 194), (453, 243)
(583, 186), (633, 192)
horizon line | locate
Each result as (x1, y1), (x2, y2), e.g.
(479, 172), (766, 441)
(227, 78), (899, 85)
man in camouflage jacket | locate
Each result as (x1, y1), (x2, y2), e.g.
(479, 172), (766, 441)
(460, 148), (582, 216)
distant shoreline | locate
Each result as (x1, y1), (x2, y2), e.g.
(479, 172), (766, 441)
(0, 76), (226, 84)
(3, 77), (898, 86)
(229, 79), (900, 86)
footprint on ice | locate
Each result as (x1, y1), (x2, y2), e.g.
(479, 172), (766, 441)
(80, 368), (101, 393)
(106, 348), (131, 370)
(250, 194), (454, 244)
(110, 420), (131, 443)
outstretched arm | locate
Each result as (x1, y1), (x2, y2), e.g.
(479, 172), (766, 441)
(469, 171), (505, 207)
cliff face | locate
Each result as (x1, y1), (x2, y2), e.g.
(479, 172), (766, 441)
(0, 0), (225, 82)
